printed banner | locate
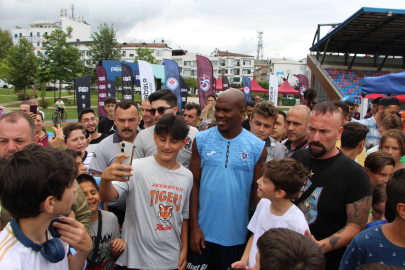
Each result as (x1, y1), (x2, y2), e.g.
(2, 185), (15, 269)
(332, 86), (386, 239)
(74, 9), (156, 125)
(196, 55), (214, 109)
(180, 81), (189, 114)
(163, 59), (182, 111)
(269, 75), (279, 107)
(74, 75), (91, 119)
(97, 66), (108, 117)
(242, 76), (251, 103)
(138, 60), (156, 101)
(121, 63), (134, 100)
(108, 80), (116, 97)
(222, 76), (230, 90)
(294, 74), (309, 103)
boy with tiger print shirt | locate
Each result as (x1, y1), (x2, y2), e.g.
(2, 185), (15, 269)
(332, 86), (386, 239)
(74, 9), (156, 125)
(99, 114), (193, 270)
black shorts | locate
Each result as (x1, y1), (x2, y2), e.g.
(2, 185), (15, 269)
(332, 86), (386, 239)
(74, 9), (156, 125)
(187, 241), (245, 270)
(58, 107), (64, 113)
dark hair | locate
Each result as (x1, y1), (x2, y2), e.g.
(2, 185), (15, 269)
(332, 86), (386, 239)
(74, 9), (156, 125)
(331, 100), (349, 120)
(341, 122), (369, 150)
(20, 101), (30, 106)
(355, 103), (359, 107)
(184, 102), (202, 116)
(115, 99), (137, 112)
(0, 111), (36, 139)
(379, 129), (405, 156)
(63, 122), (86, 142)
(262, 158), (306, 198)
(251, 100), (278, 121)
(382, 115), (403, 132)
(312, 102), (340, 117)
(207, 94), (216, 101)
(103, 96), (116, 105)
(149, 89), (178, 107)
(372, 183), (387, 206)
(386, 168), (405, 217)
(379, 96), (400, 107)
(154, 114), (189, 141)
(357, 263), (403, 270)
(277, 110), (287, 124)
(364, 152), (396, 174)
(344, 100), (355, 107)
(245, 101), (256, 110)
(372, 97), (382, 105)
(0, 145), (77, 219)
(304, 88), (317, 100)
(36, 111), (44, 121)
(77, 174), (99, 192)
(79, 108), (95, 122)
(257, 228), (325, 270)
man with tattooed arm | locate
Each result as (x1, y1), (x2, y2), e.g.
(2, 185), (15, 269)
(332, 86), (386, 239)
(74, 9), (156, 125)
(291, 102), (372, 270)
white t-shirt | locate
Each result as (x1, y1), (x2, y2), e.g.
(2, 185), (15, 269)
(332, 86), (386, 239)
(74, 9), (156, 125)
(366, 145), (379, 156)
(114, 156), (193, 269)
(247, 199), (309, 267)
(0, 223), (69, 270)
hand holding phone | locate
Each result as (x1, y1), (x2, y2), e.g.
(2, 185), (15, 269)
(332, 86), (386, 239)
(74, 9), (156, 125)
(120, 141), (134, 180)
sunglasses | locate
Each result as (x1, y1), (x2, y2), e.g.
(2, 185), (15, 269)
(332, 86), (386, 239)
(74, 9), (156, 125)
(306, 101), (316, 105)
(150, 106), (174, 116)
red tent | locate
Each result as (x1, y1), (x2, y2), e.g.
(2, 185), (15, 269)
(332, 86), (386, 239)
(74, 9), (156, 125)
(364, 93), (385, 99)
(237, 78), (269, 93)
(394, 95), (405, 102)
(278, 80), (300, 95)
(216, 77), (223, 91)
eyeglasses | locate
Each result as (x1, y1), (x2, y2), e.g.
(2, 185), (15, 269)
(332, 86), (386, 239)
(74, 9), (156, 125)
(150, 106), (174, 116)
(82, 117), (97, 123)
(306, 101), (317, 105)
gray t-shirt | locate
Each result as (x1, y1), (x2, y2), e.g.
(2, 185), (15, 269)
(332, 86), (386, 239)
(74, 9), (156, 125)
(133, 125), (198, 168)
(88, 210), (121, 270)
(114, 156), (193, 269)
(266, 137), (285, 161)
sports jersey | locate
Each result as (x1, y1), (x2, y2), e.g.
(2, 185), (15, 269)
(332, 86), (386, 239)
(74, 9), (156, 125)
(196, 127), (265, 246)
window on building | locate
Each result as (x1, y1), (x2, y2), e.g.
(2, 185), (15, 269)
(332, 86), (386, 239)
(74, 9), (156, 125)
(44, 32), (47, 35)
(37, 42), (40, 46)
(243, 60), (251, 66)
(184, 70), (191, 75)
(129, 54), (134, 57)
(81, 51), (85, 56)
(19, 33), (22, 37)
(14, 34), (18, 38)
(156, 50), (163, 56)
(86, 60), (92, 65)
(211, 61), (218, 66)
(37, 51), (40, 56)
(122, 51), (126, 57)
(184, 61), (191, 66)
(233, 77), (240, 82)
(242, 69), (251, 75)
(37, 32), (40, 37)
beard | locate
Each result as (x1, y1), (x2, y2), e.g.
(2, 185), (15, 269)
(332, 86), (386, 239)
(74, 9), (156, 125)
(309, 141), (327, 158)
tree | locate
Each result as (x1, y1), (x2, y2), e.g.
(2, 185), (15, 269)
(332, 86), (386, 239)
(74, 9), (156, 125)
(0, 28), (12, 61)
(87, 23), (122, 65)
(40, 26), (84, 98)
(4, 38), (38, 96)
(134, 47), (159, 64)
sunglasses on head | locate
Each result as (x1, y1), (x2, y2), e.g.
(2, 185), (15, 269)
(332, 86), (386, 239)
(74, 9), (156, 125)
(150, 106), (174, 116)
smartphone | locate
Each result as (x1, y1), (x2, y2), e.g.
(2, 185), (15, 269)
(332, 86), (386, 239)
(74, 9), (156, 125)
(30, 104), (38, 114)
(85, 129), (90, 139)
(120, 141), (134, 180)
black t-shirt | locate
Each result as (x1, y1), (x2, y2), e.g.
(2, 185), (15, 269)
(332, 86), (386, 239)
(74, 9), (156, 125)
(90, 133), (110, 145)
(98, 117), (115, 135)
(242, 119), (250, 131)
(291, 149), (372, 270)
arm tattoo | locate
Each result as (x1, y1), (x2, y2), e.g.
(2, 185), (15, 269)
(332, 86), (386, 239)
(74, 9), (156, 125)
(346, 196), (372, 230)
(328, 235), (341, 250)
(319, 243), (326, 249)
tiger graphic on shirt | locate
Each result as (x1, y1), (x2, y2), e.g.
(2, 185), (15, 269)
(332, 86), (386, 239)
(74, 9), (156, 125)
(158, 204), (173, 223)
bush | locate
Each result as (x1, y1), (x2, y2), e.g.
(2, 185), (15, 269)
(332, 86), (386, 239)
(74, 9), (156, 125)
(17, 93), (30, 101)
(67, 90), (74, 95)
(39, 98), (49, 109)
(30, 92), (38, 99)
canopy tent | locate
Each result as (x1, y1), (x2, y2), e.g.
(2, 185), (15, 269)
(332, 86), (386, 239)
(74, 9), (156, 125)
(394, 95), (405, 102)
(236, 78), (269, 93)
(364, 93), (385, 99)
(215, 76), (223, 91)
(362, 72), (405, 95)
(277, 80), (300, 95)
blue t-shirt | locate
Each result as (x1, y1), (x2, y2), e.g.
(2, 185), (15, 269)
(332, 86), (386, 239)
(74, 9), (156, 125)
(196, 127), (265, 246)
(339, 224), (405, 269)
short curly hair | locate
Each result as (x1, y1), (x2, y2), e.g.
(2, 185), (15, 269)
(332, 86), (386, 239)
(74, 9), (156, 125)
(251, 100), (278, 122)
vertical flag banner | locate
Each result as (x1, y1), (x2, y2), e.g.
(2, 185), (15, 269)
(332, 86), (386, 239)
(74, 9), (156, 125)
(222, 76), (230, 90)
(121, 64), (134, 100)
(294, 74), (309, 103)
(163, 59), (182, 111)
(196, 55), (214, 109)
(97, 66), (108, 117)
(138, 60), (156, 101)
(180, 81), (189, 114)
(269, 75), (279, 107)
(242, 76), (251, 103)
(212, 76), (216, 94)
(74, 75), (91, 119)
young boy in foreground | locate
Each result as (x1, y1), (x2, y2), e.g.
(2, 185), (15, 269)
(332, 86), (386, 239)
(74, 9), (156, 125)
(77, 174), (126, 269)
(0, 145), (92, 270)
(99, 114), (193, 270)
(232, 158), (309, 268)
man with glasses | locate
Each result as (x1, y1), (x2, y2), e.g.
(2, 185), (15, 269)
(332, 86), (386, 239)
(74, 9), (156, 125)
(303, 88), (317, 111)
(255, 95), (261, 103)
(79, 108), (109, 153)
(138, 97), (156, 131)
(134, 89), (198, 168)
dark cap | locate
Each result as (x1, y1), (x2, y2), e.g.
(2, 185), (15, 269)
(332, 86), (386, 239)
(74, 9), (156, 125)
(379, 96), (400, 106)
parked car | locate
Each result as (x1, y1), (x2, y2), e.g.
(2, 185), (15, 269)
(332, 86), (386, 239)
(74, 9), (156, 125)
(38, 86), (58, 91)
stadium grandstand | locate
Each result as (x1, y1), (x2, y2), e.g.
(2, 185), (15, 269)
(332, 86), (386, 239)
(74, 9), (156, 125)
(307, 7), (405, 103)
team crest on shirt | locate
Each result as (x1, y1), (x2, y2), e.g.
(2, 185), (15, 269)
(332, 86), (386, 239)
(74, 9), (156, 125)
(158, 204), (173, 223)
(241, 152), (248, 161)
(184, 136), (192, 151)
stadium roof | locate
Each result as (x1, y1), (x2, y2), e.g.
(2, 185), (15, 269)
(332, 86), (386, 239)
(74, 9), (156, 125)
(310, 7), (405, 57)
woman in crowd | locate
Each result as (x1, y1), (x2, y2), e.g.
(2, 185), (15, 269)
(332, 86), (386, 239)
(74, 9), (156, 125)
(364, 151), (395, 190)
(379, 130), (405, 171)
(35, 111), (53, 147)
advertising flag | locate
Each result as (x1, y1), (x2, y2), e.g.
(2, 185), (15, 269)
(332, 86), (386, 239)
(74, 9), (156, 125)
(138, 60), (156, 101)
(74, 75), (91, 119)
(242, 76), (251, 102)
(121, 64), (133, 100)
(196, 55), (214, 109)
(222, 76), (230, 90)
(97, 66), (108, 117)
(294, 74), (309, 103)
(269, 75), (279, 107)
(180, 81), (189, 114)
(163, 59), (182, 111)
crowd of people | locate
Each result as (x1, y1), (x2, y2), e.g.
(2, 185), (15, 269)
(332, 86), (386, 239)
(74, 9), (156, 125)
(0, 87), (404, 270)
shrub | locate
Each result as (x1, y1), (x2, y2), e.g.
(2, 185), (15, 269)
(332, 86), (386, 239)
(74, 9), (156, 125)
(17, 93), (30, 101)
(39, 98), (49, 109)
(30, 92), (38, 99)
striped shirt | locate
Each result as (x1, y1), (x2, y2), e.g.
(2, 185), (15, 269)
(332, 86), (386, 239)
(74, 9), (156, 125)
(355, 116), (381, 149)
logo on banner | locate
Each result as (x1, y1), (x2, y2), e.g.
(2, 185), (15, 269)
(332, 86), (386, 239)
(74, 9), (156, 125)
(199, 75), (210, 92)
(300, 85), (307, 96)
(244, 86), (249, 94)
(166, 77), (179, 91)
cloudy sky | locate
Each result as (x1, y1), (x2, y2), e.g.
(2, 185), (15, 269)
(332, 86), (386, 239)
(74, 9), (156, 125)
(1, 0), (403, 60)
